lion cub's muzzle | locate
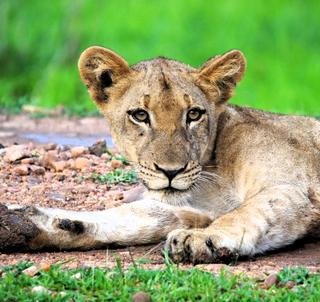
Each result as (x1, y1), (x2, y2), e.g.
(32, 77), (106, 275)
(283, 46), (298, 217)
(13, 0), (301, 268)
(137, 161), (202, 191)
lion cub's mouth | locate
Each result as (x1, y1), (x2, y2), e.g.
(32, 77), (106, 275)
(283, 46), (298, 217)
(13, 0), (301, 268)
(136, 162), (202, 192)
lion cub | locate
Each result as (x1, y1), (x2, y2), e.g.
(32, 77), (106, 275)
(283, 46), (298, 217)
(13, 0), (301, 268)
(4, 46), (320, 264)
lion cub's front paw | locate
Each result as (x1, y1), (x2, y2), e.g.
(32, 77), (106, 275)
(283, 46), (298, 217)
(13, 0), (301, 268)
(165, 229), (236, 265)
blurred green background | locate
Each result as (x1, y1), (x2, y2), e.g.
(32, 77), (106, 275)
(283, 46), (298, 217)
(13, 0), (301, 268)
(1, 0), (320, 116)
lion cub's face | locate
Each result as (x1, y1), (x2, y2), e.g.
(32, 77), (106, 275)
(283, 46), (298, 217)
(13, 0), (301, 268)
(78, 47), (246, 193)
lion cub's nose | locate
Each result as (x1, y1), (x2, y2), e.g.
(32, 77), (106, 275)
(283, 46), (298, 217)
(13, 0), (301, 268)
(154, 164), (187, 182)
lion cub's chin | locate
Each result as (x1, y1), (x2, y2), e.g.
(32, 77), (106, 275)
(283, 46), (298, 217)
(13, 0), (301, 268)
(145, 186), (194, 206)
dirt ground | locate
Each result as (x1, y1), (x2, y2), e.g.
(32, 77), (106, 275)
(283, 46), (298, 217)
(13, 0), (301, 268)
(0, 114), (319, 277)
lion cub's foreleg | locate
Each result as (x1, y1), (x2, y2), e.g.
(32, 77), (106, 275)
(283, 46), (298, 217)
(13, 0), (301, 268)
(166, 186), (320, 264)
(3, 200), (211, 251)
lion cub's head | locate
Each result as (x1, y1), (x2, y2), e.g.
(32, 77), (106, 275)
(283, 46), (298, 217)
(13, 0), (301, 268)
(78, 46), (245, 194)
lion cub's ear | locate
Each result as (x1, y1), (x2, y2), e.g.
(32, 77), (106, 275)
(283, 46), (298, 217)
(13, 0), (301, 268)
(197, 50), (246, 104)
(78, 46), (130, 104)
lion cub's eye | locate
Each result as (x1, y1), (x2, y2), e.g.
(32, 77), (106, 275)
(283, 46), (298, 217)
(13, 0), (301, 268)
(128, 109), (150, 123)
(187, 108), (205, 123)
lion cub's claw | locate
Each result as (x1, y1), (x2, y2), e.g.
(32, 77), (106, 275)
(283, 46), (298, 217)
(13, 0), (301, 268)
(165, 229), (236, 265)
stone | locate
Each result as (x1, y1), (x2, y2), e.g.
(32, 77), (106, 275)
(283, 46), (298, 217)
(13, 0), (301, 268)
(132, 291), (151, 302)
(71, 272), (82, 280)
(4, 145), (31, 162)
(285, 280), (297, 289)
(71, 146), (87, 158)
(46, 192), (65, 202)
(30, 165), (45, 175)
(23, 265), (39, 277)
(13, 164), (30, 176)
(89, 140), (107, 157)
(43, 143), (57, 151)
(75, 157), (91, 170)
(39, 262), (51, 272)
(32, 286), (49, 294)
(52, 161), (66, 172)
(111, 159), (122, 169)
(21, 158), (34, 164)
(264, 273), (278, 289)
(41, 150), (58, 168)
(101, 153), (112, 161)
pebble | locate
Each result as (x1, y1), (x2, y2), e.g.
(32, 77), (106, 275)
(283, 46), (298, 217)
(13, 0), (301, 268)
(111, 159), (122, 169)
(52, 161), (66, 172)
(13, 164), (30, 176)
(89, 140), (107, 157)
(21, 158), (36, 164)
(23, 265), (39, 277)
(28, 176), (41, 185)
(44, 143), (57, 151)
(285, 280), (297, 289)
(32, 285), (49, 294)
(46, 192), (65, 202)
(71, 272), (82, 280)
(132, 291), (151, 302)
(4, 145), (31, 162)
(67, 159), (76, 169)
(39, 262), (51, 272)
(264, 273), (278, 289)
(42, 151), (58, 168)
(71, 146), (87, 158)
(30, 165), (46, 175)
(75, 157), (91, 170)
(101, 153), (112, 160)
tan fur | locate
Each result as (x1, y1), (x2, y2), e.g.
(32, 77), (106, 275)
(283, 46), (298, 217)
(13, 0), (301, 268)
(4, 47), (319, 264)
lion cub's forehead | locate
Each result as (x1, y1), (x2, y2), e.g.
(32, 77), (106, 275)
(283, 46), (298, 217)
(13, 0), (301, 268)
(130, 58), (204, 112)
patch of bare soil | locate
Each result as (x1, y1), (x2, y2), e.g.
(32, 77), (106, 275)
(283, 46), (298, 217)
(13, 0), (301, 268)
(0, 114), (319, 278)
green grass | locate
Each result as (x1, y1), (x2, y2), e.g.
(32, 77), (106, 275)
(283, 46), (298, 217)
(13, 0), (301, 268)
(1, 262), (320, 301)
(89, 169), (138, 185)
(1, 0), (320, 116)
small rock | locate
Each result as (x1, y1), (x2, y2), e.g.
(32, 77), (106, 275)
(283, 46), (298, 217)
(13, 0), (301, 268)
(264, 273), (278, 289)
(96, 205), (105, 211)
(285, 280), (297, 289)
(57, 174), (66, 181)
(32, 285), (49, 294)
(57, 145), (70, 152)
(30, 165), (45, 175)
(71, 146), (87, 158)
(132, 291), (151, 302)
(39, 262), (51, 272)
(101, 153), (112, 161)
(13, 164), (30, 176)
(111, 159), (122, 169)
(59, 291), (67, 297)
(67, 159), (76, 169)
(46, 192), (65, 202)
(23, 265), (39, 277)
(89, 140), (107, 157)
(21, 158), (36, 164)
(41, 150), (58, 168)
(28, 176), (41, 185)
(75, 157), (91, 170)
(52, 161), (66, 172)
(71, 272), (82, 280)
(44, 143), (57, 151)
(4, 145), (31, 162)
